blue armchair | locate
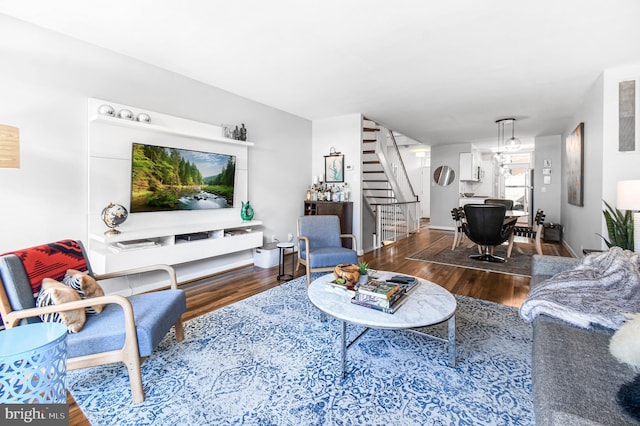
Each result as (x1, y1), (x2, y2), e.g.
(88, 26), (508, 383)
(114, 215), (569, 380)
(0, 239), (186, 404)
(296, 215), (358, 285)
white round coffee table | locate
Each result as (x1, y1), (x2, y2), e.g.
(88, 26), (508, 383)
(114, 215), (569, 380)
(308, 271), (457, 377)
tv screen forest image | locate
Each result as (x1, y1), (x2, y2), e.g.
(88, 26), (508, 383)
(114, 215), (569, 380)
(130, 143), (236, 213)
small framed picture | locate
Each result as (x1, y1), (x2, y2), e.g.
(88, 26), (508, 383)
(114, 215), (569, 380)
(543, 159), (552, 167)
(544, 175), (551, 185)
(324, 154), (344, 183)
(542, 168), (552, 175)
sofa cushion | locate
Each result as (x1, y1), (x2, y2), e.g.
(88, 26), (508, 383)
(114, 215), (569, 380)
(610, 314), (640, 370)
(532, 315), (638, 425)
(617, 374), (640, 421)
(36, 278), (86, 333)
(66, 289), (186, 358)
(0, 255), (39, 324)
(63, 269), (105, 314)
(531, 254), (580, 278)
(307, 247), (358, 268)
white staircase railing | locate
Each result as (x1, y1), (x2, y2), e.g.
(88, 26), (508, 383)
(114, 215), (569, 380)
(375, 201), (420, 246)
(373, 127), (420, 234)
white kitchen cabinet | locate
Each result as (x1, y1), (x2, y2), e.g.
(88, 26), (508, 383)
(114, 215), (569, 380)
(459, 151), (482, 181)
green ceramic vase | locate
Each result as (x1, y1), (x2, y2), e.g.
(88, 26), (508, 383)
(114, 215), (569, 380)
(241, 201), (255, 221)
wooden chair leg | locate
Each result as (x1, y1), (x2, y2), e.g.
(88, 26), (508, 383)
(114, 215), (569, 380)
(452, 229), (459, 250)
(507, 234), (515, 258)
(535, 234), (543, 255)
(124, 354), (144, 404)
(174, 320), (185, 341)
(306, 266), (312, 287)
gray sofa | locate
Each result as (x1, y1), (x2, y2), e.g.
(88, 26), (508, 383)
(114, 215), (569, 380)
(529, 255), (639, 425)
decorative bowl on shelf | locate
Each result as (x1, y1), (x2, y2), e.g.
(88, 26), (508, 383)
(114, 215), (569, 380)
(118, 109), (134, 120)
(98, 104), (115, 116)
(136, 113), (151, 123)
(463, 192), (475, 197)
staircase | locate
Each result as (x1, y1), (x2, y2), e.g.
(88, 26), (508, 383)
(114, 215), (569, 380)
(362, 118), (420, 248)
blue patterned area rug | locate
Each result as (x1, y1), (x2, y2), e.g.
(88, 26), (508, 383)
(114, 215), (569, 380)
(67, 275), (534, 425)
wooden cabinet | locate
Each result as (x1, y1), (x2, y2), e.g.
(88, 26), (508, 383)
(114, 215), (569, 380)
(304, 201), (353, 248)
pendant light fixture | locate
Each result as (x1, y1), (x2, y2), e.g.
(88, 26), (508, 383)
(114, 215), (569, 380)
(494, 118), (516, 177)
(493, 119), (506, 165)
(504, 118), (521, 151)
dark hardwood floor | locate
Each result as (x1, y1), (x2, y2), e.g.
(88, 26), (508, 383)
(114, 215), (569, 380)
(68, 222), (572, 425)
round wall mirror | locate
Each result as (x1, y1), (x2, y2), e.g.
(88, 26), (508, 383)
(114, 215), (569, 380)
(433, 165), (455, 186)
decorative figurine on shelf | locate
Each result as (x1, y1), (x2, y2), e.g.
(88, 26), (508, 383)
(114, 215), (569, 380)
(240, 201), (254, 221)
(101, 202), (128, 235)
(233, 126), (240, 140)
(240, 124), (247, 141)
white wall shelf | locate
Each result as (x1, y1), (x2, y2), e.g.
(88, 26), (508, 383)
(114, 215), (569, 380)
(87, 98), (260, 287)
(91, 220), (262, 244)
(90, 114), (254, 147)
(89, 220), (263, 274)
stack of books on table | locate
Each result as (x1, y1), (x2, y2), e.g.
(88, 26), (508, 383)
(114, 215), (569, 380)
(385, 275), (419, 294)
(351, 280), (408, 314)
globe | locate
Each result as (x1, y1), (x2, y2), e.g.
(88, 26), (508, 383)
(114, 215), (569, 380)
(101, 202), (128, 235)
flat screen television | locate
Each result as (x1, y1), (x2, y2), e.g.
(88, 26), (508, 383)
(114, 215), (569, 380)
(130, 142), (236, 213)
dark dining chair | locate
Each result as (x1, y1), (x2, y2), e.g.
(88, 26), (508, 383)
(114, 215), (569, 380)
(507, 209), (546, 257)
(462, 204), (518, 262)
(484, 198), (514, 210)
(450, 207), (466, 249)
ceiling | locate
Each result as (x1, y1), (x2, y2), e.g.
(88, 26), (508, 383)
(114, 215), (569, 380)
(2, 0), (640, 149)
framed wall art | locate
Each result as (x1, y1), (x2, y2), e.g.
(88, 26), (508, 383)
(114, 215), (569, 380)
(324, 154), (344, 183)
(566, 122), (584, 206)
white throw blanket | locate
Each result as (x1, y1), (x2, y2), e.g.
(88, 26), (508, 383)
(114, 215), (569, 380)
(520, 247), (640, 329)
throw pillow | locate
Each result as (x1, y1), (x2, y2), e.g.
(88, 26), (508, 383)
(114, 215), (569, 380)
(36, 278), (86, 333)
(63, 269), (105, 314)
(617, 374), (640, 421)
(610, 313), (640, 371)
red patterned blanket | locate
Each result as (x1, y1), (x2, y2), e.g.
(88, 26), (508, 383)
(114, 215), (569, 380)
(3, 239), (88, 295)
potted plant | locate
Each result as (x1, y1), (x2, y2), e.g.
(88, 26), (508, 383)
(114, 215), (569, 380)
(358, 262), (369, 284)
(597, 200), (634, 251)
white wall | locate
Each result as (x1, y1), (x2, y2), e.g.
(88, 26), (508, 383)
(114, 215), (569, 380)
(311, 114), (363, 253)
(430, 143), (472, 229)
(0, 16), (311, 261)
(398, 146), (429, 217)
(561, 75), (605, 255)
(602, 65), (640, 207)
(533, 135), (562, 223)
(560, 65), (640, 255)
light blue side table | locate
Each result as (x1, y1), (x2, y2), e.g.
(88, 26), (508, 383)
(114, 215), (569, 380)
(0, 322), (68, 403)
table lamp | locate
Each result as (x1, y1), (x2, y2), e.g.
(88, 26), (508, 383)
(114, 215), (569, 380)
(617, 180), (640, 253)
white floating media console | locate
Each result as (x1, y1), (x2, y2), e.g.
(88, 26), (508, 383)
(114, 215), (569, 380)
(87, 98), (263, 294)
(89, 220), (263, 273)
